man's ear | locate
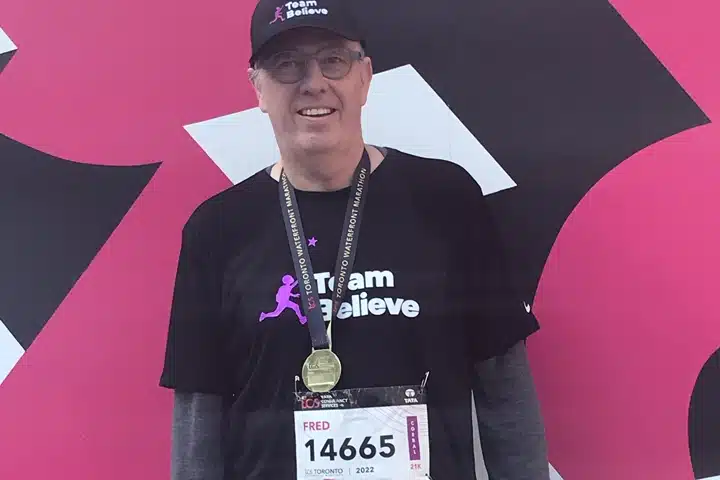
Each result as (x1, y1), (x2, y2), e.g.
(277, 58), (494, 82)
(248, 67), (268, 113)
(359, 57), (373, 107)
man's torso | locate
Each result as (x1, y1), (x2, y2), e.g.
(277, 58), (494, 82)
(205, 149), (485, 478)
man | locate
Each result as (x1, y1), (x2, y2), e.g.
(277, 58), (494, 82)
(159, 0), (549, 478)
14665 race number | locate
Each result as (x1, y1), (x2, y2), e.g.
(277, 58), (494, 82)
(304, 435), (396, 462)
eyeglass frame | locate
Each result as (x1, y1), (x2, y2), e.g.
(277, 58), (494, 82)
(254, 46), (366, 84)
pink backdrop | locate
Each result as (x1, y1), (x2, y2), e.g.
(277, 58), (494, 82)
(0, 0), (718, 479)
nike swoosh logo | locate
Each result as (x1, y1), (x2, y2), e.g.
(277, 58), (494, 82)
(523, 302), (531, 313)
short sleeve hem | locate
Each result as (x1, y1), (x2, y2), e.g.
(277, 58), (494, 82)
(158, 199), (232, 396)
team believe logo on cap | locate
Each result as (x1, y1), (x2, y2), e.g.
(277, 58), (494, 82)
(269, 0), (329, 24)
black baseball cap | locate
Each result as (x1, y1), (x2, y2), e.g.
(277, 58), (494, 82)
(249, 0), (365, 65)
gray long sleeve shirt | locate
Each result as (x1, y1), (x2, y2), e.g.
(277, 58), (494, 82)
(171, 341), (549, 480)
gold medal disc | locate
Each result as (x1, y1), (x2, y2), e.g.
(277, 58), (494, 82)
(302, 349), (342, 393)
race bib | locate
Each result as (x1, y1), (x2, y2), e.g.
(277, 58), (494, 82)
(294, 385), (430, 479)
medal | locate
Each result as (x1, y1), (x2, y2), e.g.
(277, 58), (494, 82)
(302, 349), (342, 392)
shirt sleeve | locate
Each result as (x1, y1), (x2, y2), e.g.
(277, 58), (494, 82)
(452, 168), (540, 363)
(159, 202), (231, 395)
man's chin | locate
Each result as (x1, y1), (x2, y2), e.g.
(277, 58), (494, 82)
(295, 135), (339, 155)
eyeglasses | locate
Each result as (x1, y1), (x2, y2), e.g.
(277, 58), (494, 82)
(258, 47), (364, 84)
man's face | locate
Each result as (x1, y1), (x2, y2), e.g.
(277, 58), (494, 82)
(249, 28), (373, 155)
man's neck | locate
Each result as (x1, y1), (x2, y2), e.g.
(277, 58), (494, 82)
(275, 140), (371, 192)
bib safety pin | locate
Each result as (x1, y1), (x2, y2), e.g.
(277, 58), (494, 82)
(421, 371), (430, 392)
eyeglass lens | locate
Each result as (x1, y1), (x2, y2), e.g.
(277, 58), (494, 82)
(263, 47), (360, 83)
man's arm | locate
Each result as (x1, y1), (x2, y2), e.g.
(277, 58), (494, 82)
(159, 202), (233, 479)
(473, 341), (549, 480)
(172, 391), (227, 480)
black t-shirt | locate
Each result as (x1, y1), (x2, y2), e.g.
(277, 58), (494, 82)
(159, 147), (539, 479)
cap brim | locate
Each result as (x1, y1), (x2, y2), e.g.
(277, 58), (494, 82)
(249, 24), (363, 65)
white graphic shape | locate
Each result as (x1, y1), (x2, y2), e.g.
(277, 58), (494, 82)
(0, 317), (24, 386)
(549, 463), (564, 479)
(185, 64), (516, 195)
(361, 64), (515, 195)
(0, 25), (17, 55)
(185, 107), (278, 185)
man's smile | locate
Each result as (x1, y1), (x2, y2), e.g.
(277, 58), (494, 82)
(298, 107), (336, 117)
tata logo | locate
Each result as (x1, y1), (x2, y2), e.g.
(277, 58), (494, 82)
(404, 388), (419, 404)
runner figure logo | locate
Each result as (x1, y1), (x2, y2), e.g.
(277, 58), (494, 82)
(269, 6), (284, 24)
(259, 274), (307, 324)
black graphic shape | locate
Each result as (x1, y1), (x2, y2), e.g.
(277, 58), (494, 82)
(0, 50), (15, 74)
(353, 0), (709, 297)
(0, 133), (159, 348)
(690, 349), (720, 478)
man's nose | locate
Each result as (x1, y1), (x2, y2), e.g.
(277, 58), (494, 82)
(299, 59), (327, 94)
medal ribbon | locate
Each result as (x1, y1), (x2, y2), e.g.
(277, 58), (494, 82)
(279, 149), (371, 351)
